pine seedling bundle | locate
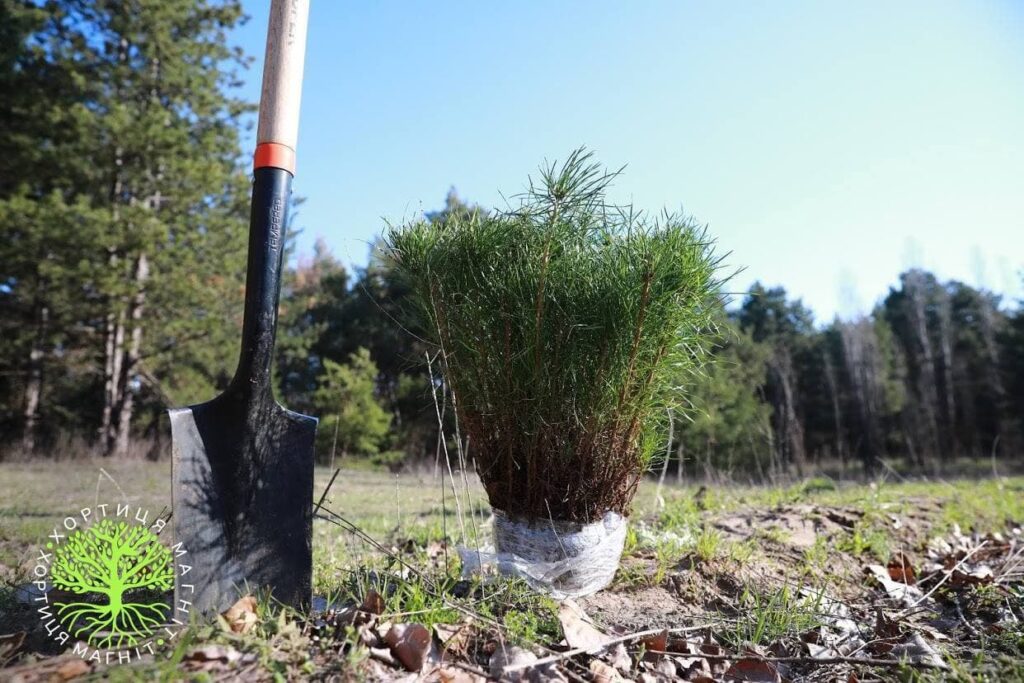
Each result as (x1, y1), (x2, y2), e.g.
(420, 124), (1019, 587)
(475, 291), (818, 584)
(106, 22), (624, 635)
(386, 150), (721, 526)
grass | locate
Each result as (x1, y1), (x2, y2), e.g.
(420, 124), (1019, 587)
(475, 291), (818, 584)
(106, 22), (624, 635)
(2, 460), (1024, 680)
(837, 519), (892, 562)
(726, 584), (825, 649)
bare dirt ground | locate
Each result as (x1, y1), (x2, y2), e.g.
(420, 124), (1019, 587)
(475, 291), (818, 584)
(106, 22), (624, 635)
(1, 460), (1022, 681)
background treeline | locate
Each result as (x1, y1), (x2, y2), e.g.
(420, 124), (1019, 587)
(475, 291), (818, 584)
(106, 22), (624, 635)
(2, 1), (1023, 477)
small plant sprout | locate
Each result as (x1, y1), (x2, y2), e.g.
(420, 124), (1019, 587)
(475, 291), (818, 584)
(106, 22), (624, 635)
(386, 149), (722, 524)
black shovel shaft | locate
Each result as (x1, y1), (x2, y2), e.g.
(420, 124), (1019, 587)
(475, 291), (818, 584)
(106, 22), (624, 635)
(232, 168), (292, 397)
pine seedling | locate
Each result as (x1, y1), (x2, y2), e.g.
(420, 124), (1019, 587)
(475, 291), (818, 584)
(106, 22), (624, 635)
(386, 149), (722, 523)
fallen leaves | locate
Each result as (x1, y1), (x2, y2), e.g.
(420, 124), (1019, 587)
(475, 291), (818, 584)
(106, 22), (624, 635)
(488, 646), (537, 680)
(220, 595), (258, 634)
(638, 629), (667, 661)
(557, 599), (608, 653)
(184, 643), (244, 668)
(887, 551), (917, 584)
(384, 623), (435, 672)
(588, 658), (621, 682)
(723, 656), (783, 682)
(0, 632), (26, 667)
(865, 564), (925, 607)
(4, 654), (93, 682)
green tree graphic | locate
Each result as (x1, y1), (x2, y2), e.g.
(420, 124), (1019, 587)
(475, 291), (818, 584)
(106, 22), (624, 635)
(50, 518), (174, 648)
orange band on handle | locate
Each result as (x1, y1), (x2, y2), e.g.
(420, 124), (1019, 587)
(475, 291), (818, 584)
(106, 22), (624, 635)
(253, 142), (296, 174)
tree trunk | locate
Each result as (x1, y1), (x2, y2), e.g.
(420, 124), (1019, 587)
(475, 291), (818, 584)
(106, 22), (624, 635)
(675, 440), (684, 484)
(840, 320), (883, 476)
(906, 274), (942, 462)
(821, 349), (845, 465)
(770, 350), (805, 476)
(111, 253), (149, 457)
(101, 133), (126, 452)
(21, 303), (49, 453)
(101, 303), (126, 452)
(936, 292), (956, 458)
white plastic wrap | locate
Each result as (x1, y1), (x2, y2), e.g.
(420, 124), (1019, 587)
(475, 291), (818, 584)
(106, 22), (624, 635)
(459, 510), (627, 599)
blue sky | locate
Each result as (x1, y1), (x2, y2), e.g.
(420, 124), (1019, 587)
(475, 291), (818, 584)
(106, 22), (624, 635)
(232, 1), (1023, 321)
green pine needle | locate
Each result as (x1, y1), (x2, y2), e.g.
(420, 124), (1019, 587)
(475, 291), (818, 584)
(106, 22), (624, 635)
(386, 149), (723, 522)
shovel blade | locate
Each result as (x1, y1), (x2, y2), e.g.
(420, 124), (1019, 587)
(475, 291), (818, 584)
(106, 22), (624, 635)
(170, 393), (316, 614)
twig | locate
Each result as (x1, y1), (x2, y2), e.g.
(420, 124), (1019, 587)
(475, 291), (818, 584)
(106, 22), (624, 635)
(996, 541), (1024, 585)
(314, 468), (341, 516)
(95, 467), (128, 507)
(447, 660), (491, 678)
(654, 408), (674, 505)
(903, 541), (988, 612)
(502, 623), (719, 674)
(644, 649), (948, 670)
(954, 597), (980, 638)
(426, 351), (467, 544)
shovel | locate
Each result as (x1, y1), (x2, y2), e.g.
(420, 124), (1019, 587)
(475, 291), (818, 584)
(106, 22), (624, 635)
(169, 0), (315, 614)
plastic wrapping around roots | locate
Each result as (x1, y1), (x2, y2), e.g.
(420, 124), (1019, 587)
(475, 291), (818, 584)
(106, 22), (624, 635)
(459, 510), (627, 599)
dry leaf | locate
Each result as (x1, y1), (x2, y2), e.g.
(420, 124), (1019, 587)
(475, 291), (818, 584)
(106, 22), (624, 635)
(55, 658), (91, 680)
(221, 595), (258, 634)
(489, 645), (538, 681)
(384, 623), (434, 672)
(185, 644), (243, 671)
(362, 589), (386, 615)
(0, 632), (26, 666)
(806, 642), (838, 659)
(673, 650), (709, 678)
(606, 642), (632, 672)
(866, 564), (925, 606)
(887, 552), (917, 584)
(589, 659), (622, 683)
(639, 629), (668, 661)
(557, 599), (608, 653)
(435, 665), (487, 683)
(652, 657), (677, 677)
(891, 633), (948, 670)
(369, 646), (398, 668)
(435, 622), (471, 656)
(724, 657), (782, 682)
(951, 565), (994, 587)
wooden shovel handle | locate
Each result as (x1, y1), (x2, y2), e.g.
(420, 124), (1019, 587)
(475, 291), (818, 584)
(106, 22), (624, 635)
(255, 0), (310, 175)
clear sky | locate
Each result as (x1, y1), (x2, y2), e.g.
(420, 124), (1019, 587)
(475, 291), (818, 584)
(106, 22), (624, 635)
(232, 1), (1024, 322)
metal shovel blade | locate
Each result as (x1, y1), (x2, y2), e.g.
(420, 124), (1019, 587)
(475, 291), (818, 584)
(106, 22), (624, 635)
(170, 395), (315, 614)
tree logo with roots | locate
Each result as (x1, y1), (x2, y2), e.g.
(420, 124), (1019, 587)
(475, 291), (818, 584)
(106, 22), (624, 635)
(51, 518), (173, 648)
(33, 504), (190, 661)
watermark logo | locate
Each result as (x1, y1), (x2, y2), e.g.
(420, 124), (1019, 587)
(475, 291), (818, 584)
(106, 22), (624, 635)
(32, 504), (192, 665)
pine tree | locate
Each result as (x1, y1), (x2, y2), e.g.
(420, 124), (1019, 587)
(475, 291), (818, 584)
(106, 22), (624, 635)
(0, 1), (254, 455)
(674, 319), (773, 478)
(0, 1), (104, 450)
(313, 348), (391, 463)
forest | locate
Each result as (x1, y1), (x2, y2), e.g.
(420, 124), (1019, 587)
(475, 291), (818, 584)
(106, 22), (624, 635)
(2, 1), (1023, 479)
(5, 3), (1024, 681)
